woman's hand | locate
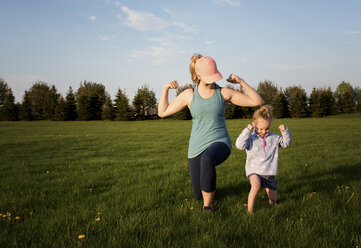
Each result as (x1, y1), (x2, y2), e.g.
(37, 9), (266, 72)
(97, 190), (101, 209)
(165, 80), (179, 90)
(227, 74), (243, 84)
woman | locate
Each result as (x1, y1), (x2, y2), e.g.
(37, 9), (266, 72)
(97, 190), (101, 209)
(158, 54), (264, 213)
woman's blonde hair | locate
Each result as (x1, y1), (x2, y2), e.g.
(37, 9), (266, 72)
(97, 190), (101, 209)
(189, 53), (202, 84)
(253, 105), (273, 123)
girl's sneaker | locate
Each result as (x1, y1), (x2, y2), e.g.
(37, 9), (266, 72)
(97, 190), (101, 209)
(202, 206), (218, 213)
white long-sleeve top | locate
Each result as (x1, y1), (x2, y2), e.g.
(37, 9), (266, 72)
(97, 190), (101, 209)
(235, 127), (291, 176)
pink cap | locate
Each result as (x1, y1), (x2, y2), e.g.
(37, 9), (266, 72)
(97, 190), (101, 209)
(195, 56), (223, 84)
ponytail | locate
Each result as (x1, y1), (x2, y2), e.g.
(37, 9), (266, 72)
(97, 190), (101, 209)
(189, 53), (202, 84)
(253, 105), (272, 122)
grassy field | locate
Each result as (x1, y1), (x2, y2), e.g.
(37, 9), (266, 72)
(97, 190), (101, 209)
(0, 114), (360, 247)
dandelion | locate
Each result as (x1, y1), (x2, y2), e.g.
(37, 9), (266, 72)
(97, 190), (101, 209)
(15, 217), (21, 220)
(89, 188), (93, 192)
(46, 171), (50, 174)
(78, 235), (85, 239)
(95, 217), (100, 221)
(190, 207), (194, 211)
(304, 163), (308, 167)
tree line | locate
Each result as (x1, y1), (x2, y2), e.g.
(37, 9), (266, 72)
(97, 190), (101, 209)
(0, 77), (360, 121)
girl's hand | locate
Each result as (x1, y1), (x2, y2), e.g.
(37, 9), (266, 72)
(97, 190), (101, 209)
(278, 124), (286, 132)
(247, 123), (254, 131)
(165, 80), (179, 90)
(227, 74), (243, 84)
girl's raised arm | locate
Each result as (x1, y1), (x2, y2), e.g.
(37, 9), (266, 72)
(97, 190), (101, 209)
(222, 74), (264, 107)
(158, 80), (192, 118)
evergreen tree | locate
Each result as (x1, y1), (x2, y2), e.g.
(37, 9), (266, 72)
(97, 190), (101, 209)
(53, 96), (67, 121)
(257, 80), (278, 105)
(324, 87), (337, 116)
(0, 78), (9, 106)
(114, 89), (131, 121)
(309, 87), (326, 117)
(19, 91), (33, 121)
(102, 94), (115, 120)
(65, 86), (77, 120)
(43, 85), (60, 120)
(132, 84), (157, 119)
(272, 89), (289, 118)
(285, 86), (308, 118)
(0, 88), (18, 121)
(76, 81), (106, 120)
(174, 84), (193, 120)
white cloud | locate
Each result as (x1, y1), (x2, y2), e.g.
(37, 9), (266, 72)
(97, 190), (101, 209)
(116, 14), (122, 19)
(343, 30), (361, 35)
(131, 33), (188, 65)
(121, 6), (170, 31)
(89, 16), (97, 21)
(163, 8), (173, 14)
(268, 64), (309, 71)
(172, 22), (196, 33)
(148, 33), (189, 46)
(130, 46), (185, 65)
(212, 0), (241, 7)
(99, 35), (115, 41)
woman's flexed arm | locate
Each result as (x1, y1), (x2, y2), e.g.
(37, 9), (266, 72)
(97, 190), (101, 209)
(158, 80), (192, 118)
(222, 74), (264, 107)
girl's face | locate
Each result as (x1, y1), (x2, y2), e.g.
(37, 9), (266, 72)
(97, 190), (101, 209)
(253, 118), (271, 138)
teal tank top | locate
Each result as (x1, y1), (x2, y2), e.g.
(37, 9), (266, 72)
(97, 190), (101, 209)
(188, 84), (232, 158)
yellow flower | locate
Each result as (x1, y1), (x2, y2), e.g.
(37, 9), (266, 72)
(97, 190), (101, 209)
(78, 235), (85, 239)
(15, 217), (21, 220)
(97, 212), (101, 215)
(46, 171), (50, 174)
(190, 207), (194, 211)
(95, 217), (100, 221)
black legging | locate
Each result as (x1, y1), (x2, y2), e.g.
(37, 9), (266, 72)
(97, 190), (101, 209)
(188, 142), (231, 200)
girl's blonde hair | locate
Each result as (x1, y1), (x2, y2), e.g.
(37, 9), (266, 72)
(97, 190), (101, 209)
(189, 53), (202, 84)
(253, 105), (273, 123)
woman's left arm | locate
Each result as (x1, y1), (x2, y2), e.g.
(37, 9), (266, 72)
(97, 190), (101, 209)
(222, 74), (264, 107)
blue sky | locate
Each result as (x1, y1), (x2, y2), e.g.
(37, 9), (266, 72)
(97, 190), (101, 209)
(1, 0), (361, 102)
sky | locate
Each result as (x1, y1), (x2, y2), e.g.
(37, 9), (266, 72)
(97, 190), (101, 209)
(1, 0), (361, 103)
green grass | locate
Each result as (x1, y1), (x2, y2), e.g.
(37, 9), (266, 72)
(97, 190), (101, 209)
(0, 114), (360, 247)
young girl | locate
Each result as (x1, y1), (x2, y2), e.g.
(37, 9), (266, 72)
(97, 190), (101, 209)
(158, 54), (263, 213)
(235, 105), (291, 214)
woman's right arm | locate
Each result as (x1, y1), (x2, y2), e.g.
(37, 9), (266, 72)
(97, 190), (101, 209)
(158, 80), (192, 118)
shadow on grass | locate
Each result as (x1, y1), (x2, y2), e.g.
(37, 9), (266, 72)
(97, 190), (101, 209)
(283, 162), (361, 200)
(215, 181), (250, 201)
